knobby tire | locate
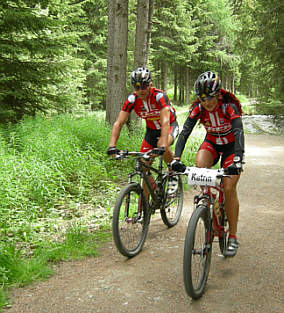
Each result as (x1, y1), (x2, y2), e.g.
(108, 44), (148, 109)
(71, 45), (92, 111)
(160, 175), (183, 227)
(112, 183), (150, 258)
(218, 205), (229, 256)
(183, 204), (212, 299)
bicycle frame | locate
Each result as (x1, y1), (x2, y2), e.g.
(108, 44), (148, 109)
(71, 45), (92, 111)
(128, 155), (167, 210)
(112, 150), (183, 258)
(183, 167), (228, 240)
(182, 166), (232, 299)
(193, 184), (225, 240)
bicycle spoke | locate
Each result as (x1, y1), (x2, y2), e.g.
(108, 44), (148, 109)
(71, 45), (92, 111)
(160, 175), (183, 227)
(119, 193), (142, 247)
(183, 204), (212, 299)
(190, 219), (209, 289)
(112, 183), (149, 257)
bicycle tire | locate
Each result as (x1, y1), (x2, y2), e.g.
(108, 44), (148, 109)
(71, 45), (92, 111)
(112, 183), (150, 258)
(183, 204), (212, 299)
(218, 205), (229, 256)
(160, 175), (183, 227)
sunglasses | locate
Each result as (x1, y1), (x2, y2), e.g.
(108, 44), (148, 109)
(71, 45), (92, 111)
(134, 83), (149, 90)
(199, 95), (215, 102)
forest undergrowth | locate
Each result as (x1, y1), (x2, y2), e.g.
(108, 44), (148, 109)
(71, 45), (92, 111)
(0, 109), (202, 309)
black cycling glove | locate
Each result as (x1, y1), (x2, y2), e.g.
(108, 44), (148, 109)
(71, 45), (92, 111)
(226, 155), (243, 175)
(170, 159), (186, 173)
(152, 147), (165, 155)
(107, 146), (119, 156)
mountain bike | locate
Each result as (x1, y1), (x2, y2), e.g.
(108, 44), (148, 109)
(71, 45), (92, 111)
(181, 166), (230, 299)
(112, 150), (183, 258)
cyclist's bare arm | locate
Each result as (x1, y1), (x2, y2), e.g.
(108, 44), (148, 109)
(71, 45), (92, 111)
(158, 106), (174, 163)
(158, 107), (171, 148)
(109, 110), (130, 147)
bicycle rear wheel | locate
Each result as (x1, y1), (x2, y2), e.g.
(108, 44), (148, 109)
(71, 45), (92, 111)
(160, 175), (183, 227)
(112, 183), (150, 258)
(183, 204), (212, 299)
(218, 205), (229, 256)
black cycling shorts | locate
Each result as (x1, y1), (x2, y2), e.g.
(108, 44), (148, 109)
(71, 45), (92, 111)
(140, 120), (179, 152)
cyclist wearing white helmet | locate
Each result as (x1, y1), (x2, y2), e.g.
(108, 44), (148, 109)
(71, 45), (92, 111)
(107, 67), (179, 192)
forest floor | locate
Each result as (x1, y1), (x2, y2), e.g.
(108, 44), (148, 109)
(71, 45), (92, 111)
(3, 133), (284, 313)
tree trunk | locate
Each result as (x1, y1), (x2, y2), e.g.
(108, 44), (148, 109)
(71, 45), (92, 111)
(106, 0), (128, 126)
(161, 62), (167, 91)
(131, 0), (153, 129)
(145, 0), (154, 65)
(106, 0), (116, 124)
(185, 66), (190, 104)
(174, 66), (177, 102)
(178, 66), (184, 104)
(134, 0), (150, 68)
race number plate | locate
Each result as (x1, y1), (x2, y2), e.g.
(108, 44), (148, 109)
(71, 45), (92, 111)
(187, 168), (218, 187)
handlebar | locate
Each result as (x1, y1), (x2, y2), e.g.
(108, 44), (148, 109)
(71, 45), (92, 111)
(113, 150), (158, 161)
(182, 167), (227, 177)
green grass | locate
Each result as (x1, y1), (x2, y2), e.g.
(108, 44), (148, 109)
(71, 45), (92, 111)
(0, 225), (112, 309)
(0, 112), (199, 310)
(0, 113), (146, 310)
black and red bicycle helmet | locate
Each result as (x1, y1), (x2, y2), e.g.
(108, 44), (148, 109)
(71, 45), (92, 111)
(194, 71), (221, 97)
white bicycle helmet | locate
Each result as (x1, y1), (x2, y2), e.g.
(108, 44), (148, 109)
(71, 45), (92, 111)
(194, 71), (221, 97)
(130, 67), (152, 86)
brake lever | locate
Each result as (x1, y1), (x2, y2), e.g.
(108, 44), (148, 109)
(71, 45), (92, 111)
(114, 152), (128, 160)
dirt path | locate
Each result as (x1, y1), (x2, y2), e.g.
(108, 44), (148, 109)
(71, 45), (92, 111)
(4, 133), (284, 313)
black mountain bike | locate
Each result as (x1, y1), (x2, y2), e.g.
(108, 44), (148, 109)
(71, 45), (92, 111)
(112, 150), (183, 258)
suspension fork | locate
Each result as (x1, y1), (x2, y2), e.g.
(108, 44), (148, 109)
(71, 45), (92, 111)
(124, 168), (143, 222)
(196, 187), (215, 243)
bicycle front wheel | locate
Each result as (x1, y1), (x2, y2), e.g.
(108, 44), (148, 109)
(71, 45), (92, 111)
(183, 204), (212, 299)
(112, 183), (150, 258)
(160, 175), (183, 227)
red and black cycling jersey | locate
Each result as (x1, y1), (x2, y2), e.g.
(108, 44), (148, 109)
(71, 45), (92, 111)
(121, 87), (177, 130)
(174, 89), (244, 159)
(189, 92), (241, 145)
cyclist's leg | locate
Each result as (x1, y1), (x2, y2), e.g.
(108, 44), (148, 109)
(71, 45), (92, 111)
(195, 140), (219, 168)
(140, 132), (156, 200)
(161, 135), (174, 164)
(222, 153), (241, 237)
(160, 122), (179, 194)
(140, 128), (158, 154)
(222, 152), (241, 256)
(160, 121), (179, 164)
(195, 141), (220, 232)
(222, 174), (240, 237)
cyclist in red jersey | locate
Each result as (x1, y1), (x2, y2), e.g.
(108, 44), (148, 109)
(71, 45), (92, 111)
(107, 67), (179, 163)
(171, 71), (245, 257)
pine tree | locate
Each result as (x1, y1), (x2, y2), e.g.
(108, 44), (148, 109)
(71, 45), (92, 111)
(0, 0), (85, 122)
(81, 0), (108, 110)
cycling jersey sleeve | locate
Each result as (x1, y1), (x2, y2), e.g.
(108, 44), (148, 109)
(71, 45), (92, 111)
(121, 94), (136, 113)
(155, 91), (170, 109)
(174, 116), (197, 158)
(224, 102), (242, 119)
(231, 117), (245, 159)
